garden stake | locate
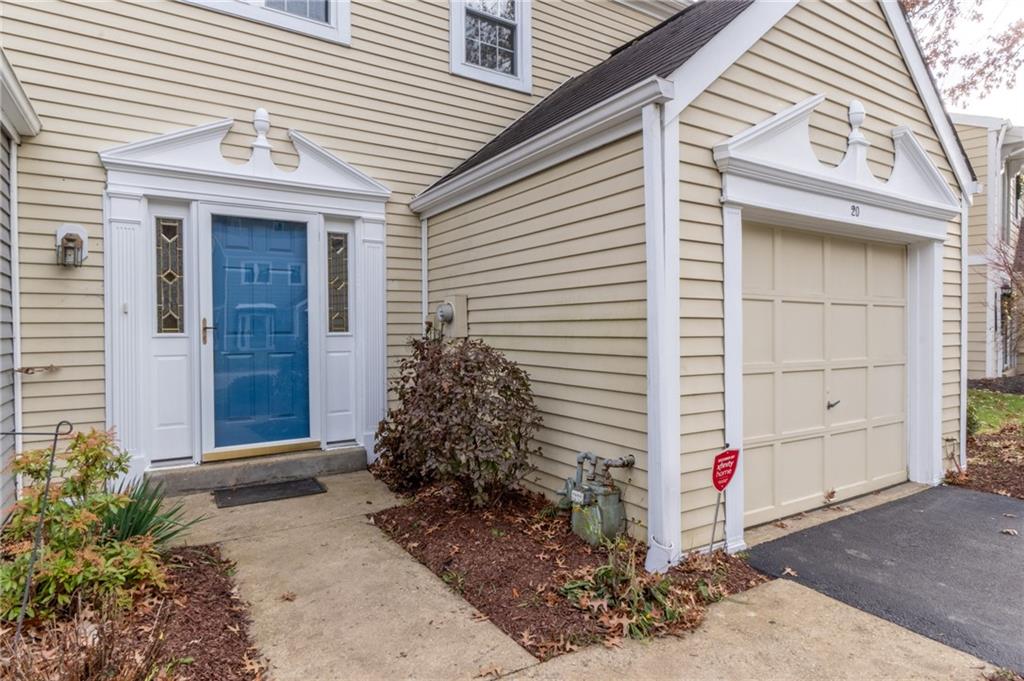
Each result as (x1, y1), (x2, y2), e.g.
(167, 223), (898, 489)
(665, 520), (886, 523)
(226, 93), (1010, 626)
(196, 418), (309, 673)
(707, 491), (721, 555)
(5, 420), (74, 646)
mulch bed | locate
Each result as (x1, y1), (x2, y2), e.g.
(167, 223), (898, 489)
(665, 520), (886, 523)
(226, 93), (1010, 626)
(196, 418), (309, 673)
(3, 544), (265, 681)
(968, 376), (1024, 395)
(371, 485), (767, 661)
(948, 424), (1024, 500)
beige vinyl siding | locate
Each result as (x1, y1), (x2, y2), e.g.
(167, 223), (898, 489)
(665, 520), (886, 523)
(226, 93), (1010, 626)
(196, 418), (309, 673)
(677, 0), (964, 549)
(3, 0), (658, 442)
(427, 134), (649, 535)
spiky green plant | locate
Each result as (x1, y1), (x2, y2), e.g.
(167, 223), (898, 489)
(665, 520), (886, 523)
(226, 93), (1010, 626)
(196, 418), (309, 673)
(102, 478), (204, 549)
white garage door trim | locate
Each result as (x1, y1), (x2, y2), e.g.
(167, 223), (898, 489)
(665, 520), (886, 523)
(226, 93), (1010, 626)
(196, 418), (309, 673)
(715, 96), (961, 552)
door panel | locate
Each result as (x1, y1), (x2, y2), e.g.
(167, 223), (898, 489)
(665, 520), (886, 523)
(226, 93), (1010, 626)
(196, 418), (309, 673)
(742, 224), (908, 527)
(211, 216), (310, 448)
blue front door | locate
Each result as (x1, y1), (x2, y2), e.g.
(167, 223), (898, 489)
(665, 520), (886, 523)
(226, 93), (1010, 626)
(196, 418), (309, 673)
(212, 216), (310, 448)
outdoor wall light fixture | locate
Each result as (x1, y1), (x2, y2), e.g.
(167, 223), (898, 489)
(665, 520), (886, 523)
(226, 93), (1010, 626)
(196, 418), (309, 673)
(55, 223), (88, 267)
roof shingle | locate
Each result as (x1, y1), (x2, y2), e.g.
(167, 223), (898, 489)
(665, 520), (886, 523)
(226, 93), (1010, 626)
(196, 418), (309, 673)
(430, 0), (754, 189)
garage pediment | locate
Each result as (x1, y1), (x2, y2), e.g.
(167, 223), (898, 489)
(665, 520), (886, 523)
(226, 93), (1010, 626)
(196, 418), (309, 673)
(713, 94), (960, 241)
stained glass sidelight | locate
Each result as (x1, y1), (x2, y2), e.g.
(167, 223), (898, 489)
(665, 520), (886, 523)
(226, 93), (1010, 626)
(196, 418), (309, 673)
(327, 233), (349, 333)
(156, 218), (184, 333)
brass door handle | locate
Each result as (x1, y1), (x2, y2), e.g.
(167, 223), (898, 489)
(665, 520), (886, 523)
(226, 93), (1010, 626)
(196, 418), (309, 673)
(201, 318), (216, 345)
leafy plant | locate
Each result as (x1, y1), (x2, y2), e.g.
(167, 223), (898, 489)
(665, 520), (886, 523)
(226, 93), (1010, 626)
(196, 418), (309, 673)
(102, 478), (203, 549)
(0, 429), (166, 621)
(561, 537), (698, 641)
(374, 329), (542, 506)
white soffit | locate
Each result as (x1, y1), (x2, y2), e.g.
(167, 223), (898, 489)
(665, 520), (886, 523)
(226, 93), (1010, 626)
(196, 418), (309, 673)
(99, 108), (390, 202)
(0, 49), (41, 140)
(714, 94), (961, 240)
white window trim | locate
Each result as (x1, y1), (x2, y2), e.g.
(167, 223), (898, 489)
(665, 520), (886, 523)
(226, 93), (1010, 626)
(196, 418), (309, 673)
(180, 0), (351, 45)
(449, 1), (532, 94)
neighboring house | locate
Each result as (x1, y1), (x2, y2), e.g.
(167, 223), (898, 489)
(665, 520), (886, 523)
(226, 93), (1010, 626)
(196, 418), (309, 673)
(1, 0), (976, 565)
(952, 114), (1024, 379)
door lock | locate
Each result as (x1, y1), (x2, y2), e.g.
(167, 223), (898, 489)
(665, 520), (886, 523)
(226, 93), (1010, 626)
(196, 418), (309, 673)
(827, 400), (841, 410)
(201, 318), (216, 345)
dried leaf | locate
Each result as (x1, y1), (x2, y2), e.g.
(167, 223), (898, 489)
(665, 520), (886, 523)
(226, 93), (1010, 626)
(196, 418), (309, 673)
(279, 591), (297, 602)
(476, 664), (504, 678)
(782, 567), (799, 577)
(1001, 528), (1019, 536)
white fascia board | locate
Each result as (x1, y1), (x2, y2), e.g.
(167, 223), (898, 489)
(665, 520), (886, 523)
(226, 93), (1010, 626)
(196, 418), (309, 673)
(950, 112), (1007, 131)
(613, 0), (690, 21)
(0, 49), (41, 140)
(879, 1), (975, 198)
(410, 77), (674, 217)
(663, 0), (797, 121)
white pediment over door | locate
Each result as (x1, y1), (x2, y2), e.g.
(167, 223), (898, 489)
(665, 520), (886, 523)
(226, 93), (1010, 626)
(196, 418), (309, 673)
(99, 108), (390, 202)
(712, 94), (961, 241)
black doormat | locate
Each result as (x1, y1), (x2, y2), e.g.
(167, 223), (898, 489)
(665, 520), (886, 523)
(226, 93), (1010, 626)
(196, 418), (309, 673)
(213, 478), (327, 508)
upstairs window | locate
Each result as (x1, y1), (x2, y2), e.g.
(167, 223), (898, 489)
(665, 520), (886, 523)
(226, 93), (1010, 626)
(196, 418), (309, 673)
(450, 1), (531, 93)
(182, 0), (351, 45)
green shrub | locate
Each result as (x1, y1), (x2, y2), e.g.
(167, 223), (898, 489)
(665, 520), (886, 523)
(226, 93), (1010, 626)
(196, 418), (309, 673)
(0, 429), (166, 621)
(103, 478), (203, 549)
(375, 331), (542, 506)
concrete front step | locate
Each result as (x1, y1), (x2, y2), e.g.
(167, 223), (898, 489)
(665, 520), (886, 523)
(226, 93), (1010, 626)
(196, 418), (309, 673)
(147, 446), (367, 496)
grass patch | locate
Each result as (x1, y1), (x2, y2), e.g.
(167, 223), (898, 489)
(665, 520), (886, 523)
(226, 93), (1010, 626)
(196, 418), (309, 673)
(968, 389), (1024, 433)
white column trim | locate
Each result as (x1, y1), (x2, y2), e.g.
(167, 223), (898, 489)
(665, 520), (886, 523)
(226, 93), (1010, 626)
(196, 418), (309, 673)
(722, 203), (745, 552)
(906, 240), (944, 484)
(643, 102), (681, 572)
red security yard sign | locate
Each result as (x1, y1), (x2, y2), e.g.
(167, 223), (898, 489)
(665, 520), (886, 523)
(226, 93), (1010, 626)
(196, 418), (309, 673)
(707, 448), (740, 553)
(712, 449), (739, 492)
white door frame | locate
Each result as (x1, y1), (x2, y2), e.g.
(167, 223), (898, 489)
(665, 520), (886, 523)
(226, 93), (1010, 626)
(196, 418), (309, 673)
(197, 203), (324, 460)
(713, 96), (961, 552)
(99, 110), (390, 479)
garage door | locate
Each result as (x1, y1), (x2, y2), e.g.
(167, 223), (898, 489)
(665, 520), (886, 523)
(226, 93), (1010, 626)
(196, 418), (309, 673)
(742, 224), (908, 527)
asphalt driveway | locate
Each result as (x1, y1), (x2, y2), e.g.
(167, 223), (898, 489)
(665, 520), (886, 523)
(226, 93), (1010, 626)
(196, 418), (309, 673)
(747, 486), (1024, 673)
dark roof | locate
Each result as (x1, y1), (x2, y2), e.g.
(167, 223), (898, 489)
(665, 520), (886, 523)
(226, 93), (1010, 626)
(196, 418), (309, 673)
(430, 0), (754, 189)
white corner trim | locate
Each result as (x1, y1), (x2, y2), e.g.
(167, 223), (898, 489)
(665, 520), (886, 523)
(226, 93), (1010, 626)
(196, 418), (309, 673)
(179, 0), (351, 45)
(0, 49), (41, 141)
(643, 101), (681, 572)
(9, 142), (24, 495)
(663, 0), (797, 121)
(411, 76), (674, 217)
(879, 0), (974, 197)
(449, 0), (532, 94)
(613, 0), (690, 21)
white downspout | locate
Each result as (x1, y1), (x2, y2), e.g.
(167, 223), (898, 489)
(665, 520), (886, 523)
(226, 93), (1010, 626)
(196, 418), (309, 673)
(960, 194), (970, 470)
(420, 217), (428, 331)
(642, 102), (681, 572)
(10, 140), (23, 498)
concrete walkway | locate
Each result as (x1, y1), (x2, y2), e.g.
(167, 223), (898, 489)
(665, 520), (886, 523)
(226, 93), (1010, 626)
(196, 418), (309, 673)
(175, 472), (995, 681)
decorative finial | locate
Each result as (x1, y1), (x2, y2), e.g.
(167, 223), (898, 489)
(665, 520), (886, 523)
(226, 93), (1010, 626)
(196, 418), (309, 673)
(253, 108), (271, 149)
(848, 100), (866, 142)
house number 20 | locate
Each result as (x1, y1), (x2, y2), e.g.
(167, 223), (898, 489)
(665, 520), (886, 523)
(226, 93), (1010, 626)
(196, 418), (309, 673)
(850, 204), (861, 217)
